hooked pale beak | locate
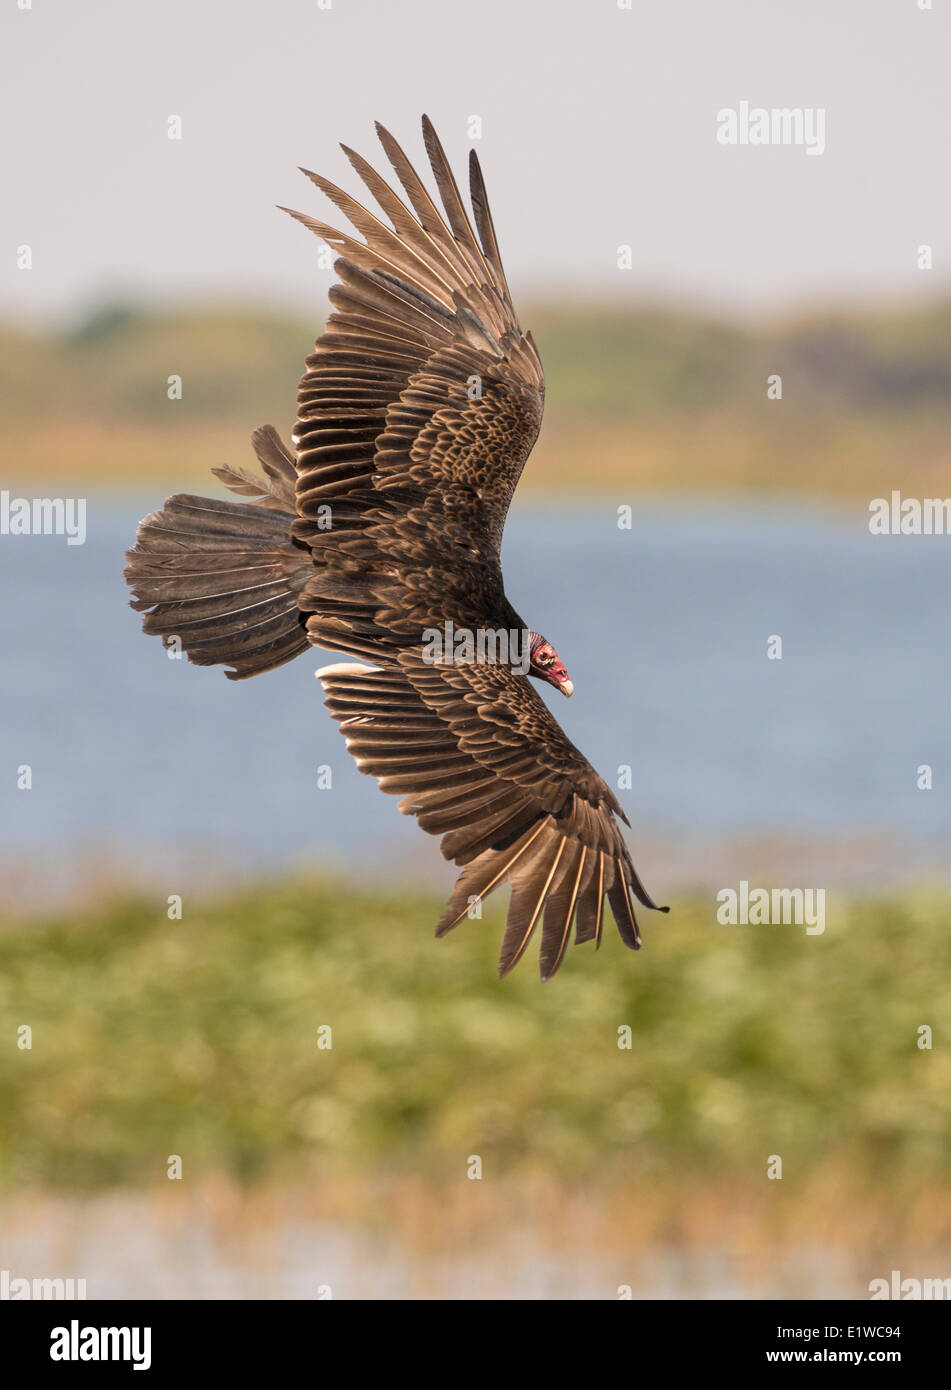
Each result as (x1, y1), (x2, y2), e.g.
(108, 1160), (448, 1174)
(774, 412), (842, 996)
(560, 678), (574, 698)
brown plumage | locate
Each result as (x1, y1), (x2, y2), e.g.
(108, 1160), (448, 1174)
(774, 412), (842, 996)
(124, 116), (667, 979)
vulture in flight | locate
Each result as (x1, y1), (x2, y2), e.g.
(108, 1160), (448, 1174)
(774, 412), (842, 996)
(125, 117), (667, 979)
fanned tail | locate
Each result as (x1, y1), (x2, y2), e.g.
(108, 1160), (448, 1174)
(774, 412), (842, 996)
(125, 428), (312, 680)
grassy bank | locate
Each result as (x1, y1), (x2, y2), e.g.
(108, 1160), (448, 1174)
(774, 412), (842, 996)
(1, 877), (949, 1223)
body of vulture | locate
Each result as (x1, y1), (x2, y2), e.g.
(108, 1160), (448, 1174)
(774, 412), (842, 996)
(124, 116), (667, 980)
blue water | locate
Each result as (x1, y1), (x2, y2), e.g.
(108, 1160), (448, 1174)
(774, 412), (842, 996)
(1, 497), (948, 891)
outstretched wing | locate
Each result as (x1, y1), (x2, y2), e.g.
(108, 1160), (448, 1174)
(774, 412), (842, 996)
(281, 117), (545, 652)
(317, 656), (666, 980)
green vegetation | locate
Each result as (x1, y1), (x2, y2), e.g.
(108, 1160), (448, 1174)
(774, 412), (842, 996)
(4, 298), (951, 497)
(2, 879), (949, 1197)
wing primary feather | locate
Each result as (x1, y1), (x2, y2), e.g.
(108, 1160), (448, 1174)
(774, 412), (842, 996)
(627, 859), (671, 913)
(468, 148), (511, 300)
(539, 844), (586, 982)
(420, 115), (494, 285)
(608, 878), (642, 952)
(434, 818), (551, 938)
(498, 835), (566, 979)
(373, 121), (479, 288)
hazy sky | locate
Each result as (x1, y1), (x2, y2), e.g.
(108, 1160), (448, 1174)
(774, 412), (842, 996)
(3, 0), (949, 324)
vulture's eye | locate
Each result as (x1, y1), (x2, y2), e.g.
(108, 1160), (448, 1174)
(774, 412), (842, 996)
(536, 652), (554, 668)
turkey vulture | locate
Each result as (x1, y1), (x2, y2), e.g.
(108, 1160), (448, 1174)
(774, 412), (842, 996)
(125, 116), (667, 979)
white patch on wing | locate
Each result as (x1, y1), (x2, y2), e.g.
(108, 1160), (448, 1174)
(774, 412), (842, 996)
(315, 662), (380, 681)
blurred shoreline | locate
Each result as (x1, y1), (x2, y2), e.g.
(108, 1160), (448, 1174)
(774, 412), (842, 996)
(2, 298), (950, 498)
(1, 830), (949, 917)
